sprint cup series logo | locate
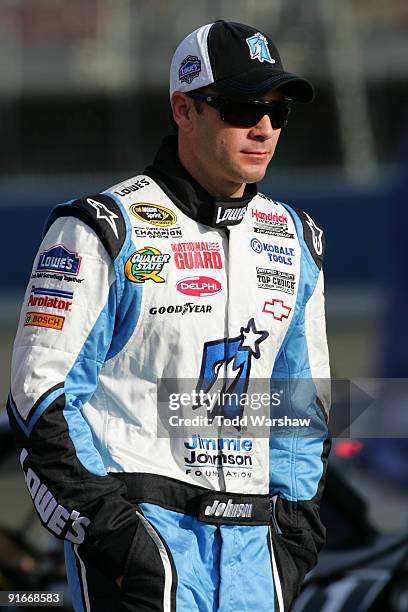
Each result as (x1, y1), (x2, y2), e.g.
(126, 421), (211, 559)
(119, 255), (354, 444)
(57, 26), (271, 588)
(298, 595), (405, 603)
(125, 247), (170, 283)
(130, 204), (177, 227)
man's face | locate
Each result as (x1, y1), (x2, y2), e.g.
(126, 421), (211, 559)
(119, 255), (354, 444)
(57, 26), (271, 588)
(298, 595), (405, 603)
(189, 89), (284, 189)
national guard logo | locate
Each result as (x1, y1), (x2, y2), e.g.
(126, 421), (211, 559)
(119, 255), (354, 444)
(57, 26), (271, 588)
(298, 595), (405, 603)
(246, 33), (275, 64)
(179, 55), (202, 84)
(125, 247), (170, 283)
(194, 318), (269, 424)
(130, 203), (177, 227)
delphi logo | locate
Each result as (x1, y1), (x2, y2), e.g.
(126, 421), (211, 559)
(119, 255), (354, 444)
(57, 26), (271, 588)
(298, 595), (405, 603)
(205, 499), (253, 519)
(195, 318), (268, 422)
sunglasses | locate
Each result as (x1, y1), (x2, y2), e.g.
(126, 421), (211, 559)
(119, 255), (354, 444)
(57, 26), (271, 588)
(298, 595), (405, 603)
(187, 93), (293, 129)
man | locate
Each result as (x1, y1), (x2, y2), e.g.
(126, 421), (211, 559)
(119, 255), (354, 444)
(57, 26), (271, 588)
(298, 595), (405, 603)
(8, 20), (330, 612)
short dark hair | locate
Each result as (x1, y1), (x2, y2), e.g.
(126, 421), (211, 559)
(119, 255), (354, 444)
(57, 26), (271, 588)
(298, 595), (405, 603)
(168, 88), (206, 133)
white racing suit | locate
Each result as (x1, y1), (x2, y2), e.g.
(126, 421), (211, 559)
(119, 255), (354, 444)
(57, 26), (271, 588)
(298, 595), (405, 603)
(8, 136), (330, 611)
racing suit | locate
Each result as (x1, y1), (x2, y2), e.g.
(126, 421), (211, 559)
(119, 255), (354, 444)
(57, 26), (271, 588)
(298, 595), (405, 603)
(8, 135), (330, 612)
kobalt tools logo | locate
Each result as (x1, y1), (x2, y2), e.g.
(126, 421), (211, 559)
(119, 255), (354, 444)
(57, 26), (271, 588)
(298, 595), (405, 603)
(195, 318), (269, 423)
(36, 245), (82, 276)
(28, 286), (74, 311)
(86, 198), (119, 239)
(20, 449), (90, 544)
(172, 242), (222, 269)
(130, 203), (177, 227)
(24, 312), (65, 331)
(205, 499), (253, 519)
(176, 276), (221, 297)
(179, 55), (202, 84)
(256, 268), (295, 294)
(250, 239), (294, 265)
(262, 299), (292, 321)
(125, 247), (170, 283)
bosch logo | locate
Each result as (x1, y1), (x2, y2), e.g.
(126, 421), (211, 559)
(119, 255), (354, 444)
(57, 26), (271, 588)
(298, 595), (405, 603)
(250, 238), (263, 253)
(176, 276), (222, 297)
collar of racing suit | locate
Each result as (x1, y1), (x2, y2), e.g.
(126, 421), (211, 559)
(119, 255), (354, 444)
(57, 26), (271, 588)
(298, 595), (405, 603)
(143, 135), (257, 228)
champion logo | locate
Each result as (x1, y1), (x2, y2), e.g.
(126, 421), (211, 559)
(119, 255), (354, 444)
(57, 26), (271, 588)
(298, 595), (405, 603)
(204, 499), (253, 519)
(262, 299), (292, 321)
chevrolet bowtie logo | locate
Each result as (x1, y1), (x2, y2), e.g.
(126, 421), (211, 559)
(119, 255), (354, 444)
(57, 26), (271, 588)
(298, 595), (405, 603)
(262, 299), (292, 321)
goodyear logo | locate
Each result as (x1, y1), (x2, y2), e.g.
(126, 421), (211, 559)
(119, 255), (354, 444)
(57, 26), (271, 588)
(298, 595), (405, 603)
(130, 203), (177, 227)
(125, 247), (170, 283)
(24, 311), (65, 331)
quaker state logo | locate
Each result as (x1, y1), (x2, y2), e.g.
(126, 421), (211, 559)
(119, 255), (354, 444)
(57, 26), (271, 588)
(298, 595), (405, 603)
(125, 247), (170, 283)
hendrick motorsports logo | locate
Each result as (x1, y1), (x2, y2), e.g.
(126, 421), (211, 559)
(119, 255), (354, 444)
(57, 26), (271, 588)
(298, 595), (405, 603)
(252, 208), (294, 238)
(130, 203), (177, 227)
(125, 247), (170, 283)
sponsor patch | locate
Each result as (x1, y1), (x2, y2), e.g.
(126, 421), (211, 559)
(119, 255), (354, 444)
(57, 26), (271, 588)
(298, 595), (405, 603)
(125, 247), (170, 283)
(256, 268), (295, 294)
(176, 276), (221, 297)
(28, 285), (74, 311)
(246, 32), (275, 64)
(252, 207), (294, 238)
(172, 241), (222, 270)
(149, 303), (212, 315)
(114, 178), (150, 197)
(250, 239), (294, 265)
(262, 299), (292, 321)
(215, 205), (247, 226)
(24, 311), (65, 331)
(36, 245), (82, 276)
(179, 55), (202, 84)
(134, 227), (183, 239)
(130, 203), (177, 227)
(86, 198), (119, 239)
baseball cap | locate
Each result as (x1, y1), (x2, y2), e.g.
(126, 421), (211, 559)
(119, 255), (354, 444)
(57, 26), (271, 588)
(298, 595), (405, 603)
(170, 20), (315, 103)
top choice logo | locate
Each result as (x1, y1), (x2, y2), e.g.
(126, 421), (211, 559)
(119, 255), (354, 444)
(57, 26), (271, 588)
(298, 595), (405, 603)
(130, 203), (177, 227)
(250, 238), (294, 265)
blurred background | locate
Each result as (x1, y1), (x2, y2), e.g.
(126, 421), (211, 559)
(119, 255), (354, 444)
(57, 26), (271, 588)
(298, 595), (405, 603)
(0, 0), (407, 609)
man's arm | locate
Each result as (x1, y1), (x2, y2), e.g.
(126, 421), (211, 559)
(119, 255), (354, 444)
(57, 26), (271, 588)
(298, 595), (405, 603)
(269, 211), (330, 607)
(7, 196), (141, 581)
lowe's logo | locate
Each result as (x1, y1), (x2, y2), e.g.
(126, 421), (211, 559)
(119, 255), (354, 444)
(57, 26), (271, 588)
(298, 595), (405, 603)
(204, 499), (253, 519)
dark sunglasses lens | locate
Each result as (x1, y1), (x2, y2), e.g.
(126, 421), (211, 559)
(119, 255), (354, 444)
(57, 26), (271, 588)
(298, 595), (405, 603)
(222, 102), (263, 127)
(221, 100), (292, 128)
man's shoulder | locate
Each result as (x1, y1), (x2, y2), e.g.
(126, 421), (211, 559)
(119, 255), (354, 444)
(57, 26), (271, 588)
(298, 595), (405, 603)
(254, 191), (325, 268)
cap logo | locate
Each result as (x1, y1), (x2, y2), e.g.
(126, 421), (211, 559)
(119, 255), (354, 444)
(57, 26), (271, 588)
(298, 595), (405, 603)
(179, 55), (202, 84)
(246, 33), (275, 64)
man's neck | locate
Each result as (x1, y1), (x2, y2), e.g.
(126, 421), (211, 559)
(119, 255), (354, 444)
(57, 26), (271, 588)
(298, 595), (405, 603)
(178, 142), (246, 199)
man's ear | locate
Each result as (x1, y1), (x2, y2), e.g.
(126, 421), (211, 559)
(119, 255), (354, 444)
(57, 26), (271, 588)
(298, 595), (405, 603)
(171, 92), (195, 133)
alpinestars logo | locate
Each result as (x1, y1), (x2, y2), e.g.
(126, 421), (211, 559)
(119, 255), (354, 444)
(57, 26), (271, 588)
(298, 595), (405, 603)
(195, 318), (268, 422)
(304, 212), (323, 256)
(246, 33), (275, 64)
(87, 198), (119, 239)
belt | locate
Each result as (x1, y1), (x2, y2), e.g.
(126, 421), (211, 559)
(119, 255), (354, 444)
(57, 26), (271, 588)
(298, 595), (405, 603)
(112, 472), (271, 526)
